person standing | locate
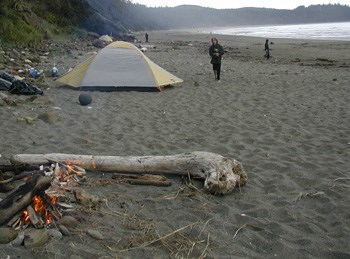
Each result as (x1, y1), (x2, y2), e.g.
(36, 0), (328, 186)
(145, 33), (149, 43)
(264, 39), (270, 60)
(209, 37), (224, 81)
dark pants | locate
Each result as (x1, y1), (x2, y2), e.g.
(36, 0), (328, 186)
(213, 63), (221, 80)
(264, 49), (270, 59)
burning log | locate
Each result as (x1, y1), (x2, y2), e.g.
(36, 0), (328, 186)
(0, 175), (52, 226)
(10, 152), (248, 195)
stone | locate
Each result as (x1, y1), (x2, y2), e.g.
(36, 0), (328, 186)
(0, 227), (18, 244)
(28, 95), (53, 105)
(47, 229), (63, 240)
(37, 111), (62, 124)
(24, 228), (49, 248)
(11, 231), (25, 247)
(57, 216), (79, 230)
(87, 229), (104, 240)
(58, 225), (71, 236)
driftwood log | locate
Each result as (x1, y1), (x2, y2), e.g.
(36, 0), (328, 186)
(10, 152), (248, 195)
(0, 175), (52, 226)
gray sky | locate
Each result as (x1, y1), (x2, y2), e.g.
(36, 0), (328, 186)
(130, 0), (349, 9)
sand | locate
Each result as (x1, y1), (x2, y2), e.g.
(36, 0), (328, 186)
(0, 31), (350, 258)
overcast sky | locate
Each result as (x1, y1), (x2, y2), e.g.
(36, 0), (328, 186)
(130, 0), (349, 10)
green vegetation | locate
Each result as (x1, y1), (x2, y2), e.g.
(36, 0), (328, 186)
(0, 0), (349, 46)
(0, 0), (96, 46)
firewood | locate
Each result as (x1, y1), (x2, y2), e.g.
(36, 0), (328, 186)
(0, 164), (39, 173)
(0, 175), (52, 226)
(27, 205), (44, 228)
(10, 152), (248, 195)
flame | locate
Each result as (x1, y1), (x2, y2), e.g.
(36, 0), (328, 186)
(22, 195), (56, 225)
(23, 210), (30, 223)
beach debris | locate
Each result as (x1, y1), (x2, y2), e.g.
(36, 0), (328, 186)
(10, 151), (248, 195)
(334, 177), (350, 182)
(51, 66), (59, 77)
(293, 191), (326, 202)
(73, 188), (101, 207)
(28, 67), (43, 79)
(9, 80), (43, 95)
(112, 173), (172, 187)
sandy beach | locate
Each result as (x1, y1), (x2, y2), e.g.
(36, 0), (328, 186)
(1, 31), (350, 258)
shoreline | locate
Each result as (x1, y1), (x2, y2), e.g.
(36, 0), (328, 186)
(149, 21), (350, 41)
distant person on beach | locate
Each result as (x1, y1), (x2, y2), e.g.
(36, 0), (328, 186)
(145, 33), (149, 43)
(264, 39), (270, 60)
(209, 37), (224, 81)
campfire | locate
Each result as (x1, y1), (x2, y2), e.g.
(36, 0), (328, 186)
(15, 194), (58, 229)
(0, 161), (86, 229)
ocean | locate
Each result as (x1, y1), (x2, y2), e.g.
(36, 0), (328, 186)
(208, 22), (350, 41)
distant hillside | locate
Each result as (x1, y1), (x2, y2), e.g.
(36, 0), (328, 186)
(133, 4), (350, 29)
(0, 0), (349, 45)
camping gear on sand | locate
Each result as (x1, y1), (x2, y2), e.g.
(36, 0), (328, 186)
(56, 41), (183, 91)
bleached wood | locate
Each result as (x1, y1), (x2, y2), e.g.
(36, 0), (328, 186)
(10, 152), (247, 195)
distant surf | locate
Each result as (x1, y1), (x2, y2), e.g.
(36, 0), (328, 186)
(204, 22), (350, 41)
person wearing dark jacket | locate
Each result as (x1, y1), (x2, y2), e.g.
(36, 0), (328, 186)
(209, 37), (224, 81)
(264, 39), (270, 59)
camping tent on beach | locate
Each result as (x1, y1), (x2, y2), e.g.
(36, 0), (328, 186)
(56, 41), (183, 91)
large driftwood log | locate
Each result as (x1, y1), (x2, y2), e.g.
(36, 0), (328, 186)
(0, 175), (52, 226)
(10, 152), (247, 195)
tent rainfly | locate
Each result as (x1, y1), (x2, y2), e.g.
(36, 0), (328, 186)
(56, 41), (183, 91)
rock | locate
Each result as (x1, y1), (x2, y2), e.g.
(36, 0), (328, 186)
(58, 225), (71, 236)
(17, 116), (35, 124)
(28, 95), (53, 105)
(37, 111), (62, 124)
(11, 231), (25, 247)
(24, 228), (48, 249)
(47, 229), (63, 240)
(57, 216), (79, 230)
(87, 229), (104, 240)
(92, 39), (105, 48)
(79, 93), (92, 106)
(11, 49), (21, 58)
(0, 227), (18, 244)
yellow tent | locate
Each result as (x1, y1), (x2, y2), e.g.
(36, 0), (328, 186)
(57, 41), (183, 91)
